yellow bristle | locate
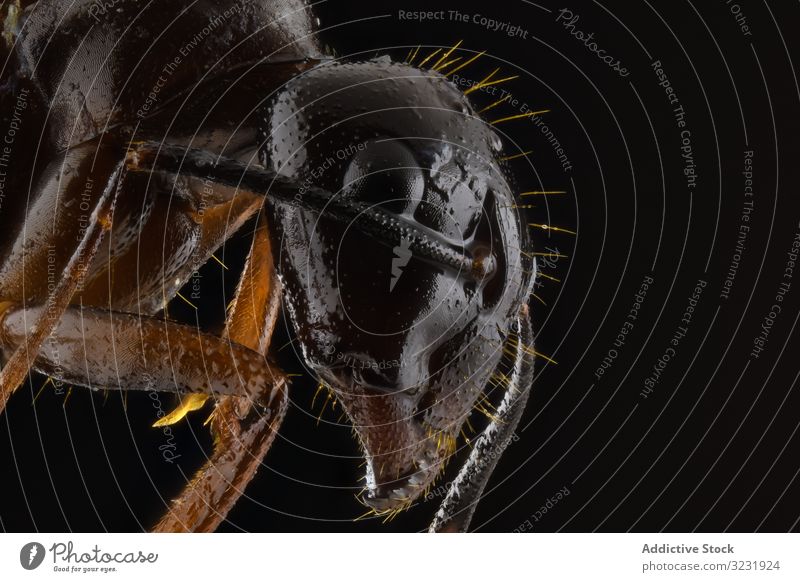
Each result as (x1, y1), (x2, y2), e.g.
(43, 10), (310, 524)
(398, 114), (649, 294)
(210, 253), (228, 270)
(175, 291), (197, 310)
(434, 56), (461, 72)
(531, 293), (547, 306)
(442, 50), (485, 77)
(538, 272), (561, 283)
(418, 48), (442, 68)
(500, 151), (533, 162)
(464, 67), (499, 95)
(491, 110), (548, 125)
(466, 70), (519, 95)
(478, 94), (511, 114)
(431, 40), (463, 70)
(529, 223), (577, 235)
(526, 251), (569, 259)
(31, 377), (53, 406)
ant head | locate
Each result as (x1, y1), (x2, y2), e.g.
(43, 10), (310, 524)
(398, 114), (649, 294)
(261, 58), (534, 509)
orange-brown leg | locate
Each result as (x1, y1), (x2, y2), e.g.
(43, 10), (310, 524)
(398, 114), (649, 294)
(0, 140), (287, 531)
(0, 211), (289, 533)
(0, 142), (124, 415)
(0, 303), (284, 400)
(153, 212), (287, 532)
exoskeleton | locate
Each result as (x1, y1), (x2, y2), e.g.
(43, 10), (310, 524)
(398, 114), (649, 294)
(0, 0), (536, 532)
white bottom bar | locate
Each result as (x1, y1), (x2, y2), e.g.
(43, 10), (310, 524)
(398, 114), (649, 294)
(1, 533), (797, 581)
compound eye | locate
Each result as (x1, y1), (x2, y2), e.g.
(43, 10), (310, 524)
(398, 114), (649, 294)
(342, 140), (424, 214)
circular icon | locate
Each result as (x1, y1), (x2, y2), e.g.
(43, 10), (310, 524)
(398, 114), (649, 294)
(19, 542), (45, 570)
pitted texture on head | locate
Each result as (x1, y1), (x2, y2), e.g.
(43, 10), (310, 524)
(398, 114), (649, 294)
(261, 58), (534, 510)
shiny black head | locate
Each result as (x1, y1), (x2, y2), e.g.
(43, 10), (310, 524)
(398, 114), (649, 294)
(261, 57), (534, 509)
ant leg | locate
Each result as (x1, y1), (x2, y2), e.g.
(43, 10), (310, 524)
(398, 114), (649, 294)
(0, 143), (124, 414)
(153, 213), (287, 533)
(81, 149), (265, 313)
(0, 302), (286, 401)
(428, 309), (535, 533)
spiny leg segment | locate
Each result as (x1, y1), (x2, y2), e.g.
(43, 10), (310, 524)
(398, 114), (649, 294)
(153, 213), (288, 533)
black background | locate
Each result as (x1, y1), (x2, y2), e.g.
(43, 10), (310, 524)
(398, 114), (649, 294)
(2, 0), (800, 532)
